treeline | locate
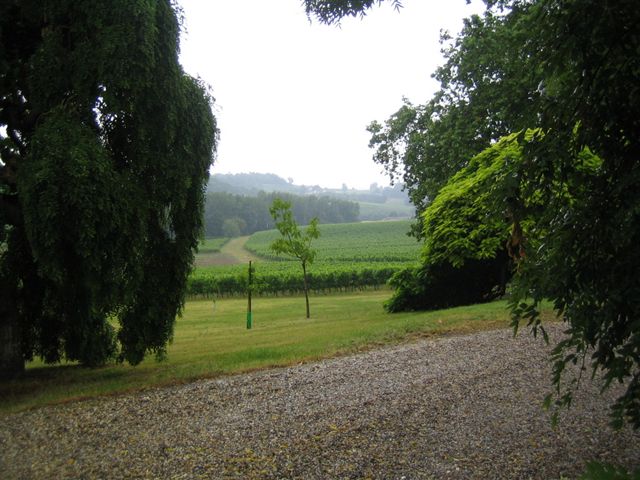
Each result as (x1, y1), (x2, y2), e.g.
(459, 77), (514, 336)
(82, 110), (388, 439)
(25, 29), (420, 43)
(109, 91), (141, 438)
(203, 191), (359, 237)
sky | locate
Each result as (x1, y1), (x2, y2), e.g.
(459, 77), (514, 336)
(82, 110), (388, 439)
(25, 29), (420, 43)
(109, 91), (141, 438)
(178, 0), (484, 190)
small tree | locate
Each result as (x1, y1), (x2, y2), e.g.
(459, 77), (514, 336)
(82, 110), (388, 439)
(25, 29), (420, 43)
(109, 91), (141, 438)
(269, 198), (320, 318)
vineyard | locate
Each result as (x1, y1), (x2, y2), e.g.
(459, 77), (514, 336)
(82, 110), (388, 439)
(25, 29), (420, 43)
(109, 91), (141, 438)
(188, 220), (421, 298)
(245, 220), (420, 262)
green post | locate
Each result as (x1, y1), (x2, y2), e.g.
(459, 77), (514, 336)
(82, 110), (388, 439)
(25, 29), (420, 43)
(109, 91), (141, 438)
(247, 261), (253, 329)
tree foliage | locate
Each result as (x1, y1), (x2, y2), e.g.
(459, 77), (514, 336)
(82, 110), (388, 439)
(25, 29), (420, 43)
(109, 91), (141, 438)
(367, 6), (541, 237)
(303, 0), (403, 25)
(498, 0), (639, 429)
(0, 0), (218, 374)
(269, 198), (320, 318)
(384, 133), (523, 312)
(309, 0), (640, 428)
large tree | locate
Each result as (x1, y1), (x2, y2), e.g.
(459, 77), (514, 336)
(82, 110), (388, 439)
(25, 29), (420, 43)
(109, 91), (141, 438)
(305, 0), (640, 427)
(496, 0), (640, 429)
(0, 0), (218, 376)
(366, 6), (542, 237)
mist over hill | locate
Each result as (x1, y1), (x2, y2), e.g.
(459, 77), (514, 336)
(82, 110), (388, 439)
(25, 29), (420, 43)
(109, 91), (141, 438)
(208, 173), (298, 196)
(208, 172), (411, 206)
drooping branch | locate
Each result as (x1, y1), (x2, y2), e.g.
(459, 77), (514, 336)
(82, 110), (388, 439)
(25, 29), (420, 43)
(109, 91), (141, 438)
(303, 0), (402, 25)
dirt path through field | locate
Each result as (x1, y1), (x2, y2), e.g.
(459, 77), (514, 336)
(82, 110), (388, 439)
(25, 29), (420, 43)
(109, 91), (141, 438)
(195, 236), (261, 267)
(221, 236), (261, 263)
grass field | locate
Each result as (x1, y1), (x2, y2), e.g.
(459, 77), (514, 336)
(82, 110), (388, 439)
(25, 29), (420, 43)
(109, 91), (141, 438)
(0, 292), (555, 415)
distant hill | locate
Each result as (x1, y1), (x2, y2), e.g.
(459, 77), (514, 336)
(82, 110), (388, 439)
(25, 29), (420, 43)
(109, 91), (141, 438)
(208, 173), (301, 196)
(207, 172), (414, 221)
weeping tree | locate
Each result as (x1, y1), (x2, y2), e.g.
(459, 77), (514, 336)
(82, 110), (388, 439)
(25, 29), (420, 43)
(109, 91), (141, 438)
(0, 0), (218, 377)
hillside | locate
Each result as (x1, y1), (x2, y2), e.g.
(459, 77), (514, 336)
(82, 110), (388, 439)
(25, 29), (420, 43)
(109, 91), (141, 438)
(245, 220), (419, 262)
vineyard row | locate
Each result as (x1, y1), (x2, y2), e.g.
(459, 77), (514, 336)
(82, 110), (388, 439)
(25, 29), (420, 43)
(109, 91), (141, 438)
(187, 264), (407, 298)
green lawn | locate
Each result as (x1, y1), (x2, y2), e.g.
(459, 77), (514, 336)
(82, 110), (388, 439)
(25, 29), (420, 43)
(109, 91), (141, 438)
(0, 291), (555, 415)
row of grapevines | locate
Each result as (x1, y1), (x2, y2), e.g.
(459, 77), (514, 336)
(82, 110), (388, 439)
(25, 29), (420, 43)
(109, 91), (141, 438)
(187, 261), (413, 298)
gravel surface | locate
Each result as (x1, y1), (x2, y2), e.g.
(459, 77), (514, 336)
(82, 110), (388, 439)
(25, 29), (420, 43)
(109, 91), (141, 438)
(1, 324), (639, 479)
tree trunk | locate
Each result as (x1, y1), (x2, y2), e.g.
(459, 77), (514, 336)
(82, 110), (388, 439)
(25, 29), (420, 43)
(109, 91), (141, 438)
(0, 306), (24, 379)
(302, 261), (310, 319)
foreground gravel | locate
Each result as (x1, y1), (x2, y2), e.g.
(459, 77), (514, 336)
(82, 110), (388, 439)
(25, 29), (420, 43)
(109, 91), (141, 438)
(1, 325), (639, 479)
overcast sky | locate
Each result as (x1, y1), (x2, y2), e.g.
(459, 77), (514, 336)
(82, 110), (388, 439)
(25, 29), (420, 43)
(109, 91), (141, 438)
(178, 0), (484, 189)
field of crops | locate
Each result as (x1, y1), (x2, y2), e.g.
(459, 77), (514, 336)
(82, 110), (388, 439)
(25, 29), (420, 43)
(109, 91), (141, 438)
(188, 220), (421, 298)
(245, 220), (420, 262)
(188, 261), (409, 297)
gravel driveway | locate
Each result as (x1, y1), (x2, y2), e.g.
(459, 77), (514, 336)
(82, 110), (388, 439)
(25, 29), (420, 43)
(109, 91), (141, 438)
(1, 324), (639, 479)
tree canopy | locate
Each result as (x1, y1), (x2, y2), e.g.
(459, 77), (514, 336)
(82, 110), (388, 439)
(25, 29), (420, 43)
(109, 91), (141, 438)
(384, 133), (522, 312)
(309, 0), (640, 428)
(486, 0), (639, 429)
(304, 0), (403, 25)
(0, 0), (218, 375)
(366, 6), (541, 237)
